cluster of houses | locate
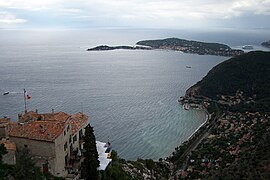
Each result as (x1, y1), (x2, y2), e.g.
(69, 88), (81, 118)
(180, 110), (270, 178)
(217, 91), (255, 106)
(0, 110), (111, 178)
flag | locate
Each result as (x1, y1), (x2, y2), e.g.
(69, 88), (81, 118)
(27, 94), (31, 100)
(24, 89), (31, 100)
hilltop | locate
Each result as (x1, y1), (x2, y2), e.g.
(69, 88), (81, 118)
(136, 38), (244, 57)
(186, 51), (270, 112)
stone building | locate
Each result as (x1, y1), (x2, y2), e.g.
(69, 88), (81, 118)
(0, 117), (10, 139)
(6, 111), (89, 177)
(0, 139), (16, 165)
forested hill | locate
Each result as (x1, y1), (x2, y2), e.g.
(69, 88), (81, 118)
(186, 51), (270, 104)
(136, 38), (244, 56)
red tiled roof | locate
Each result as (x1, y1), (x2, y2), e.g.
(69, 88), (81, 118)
(0, 117), (10, 123)
(9, 120), (66, 142)
(9, 111), (89, 141)
(66, 112), (88, 135)
(0, 117), (10, 127)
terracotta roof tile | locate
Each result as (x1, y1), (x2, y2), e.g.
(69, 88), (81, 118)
(0, 118), (10, 127)
(9, 111), (89, 141)
(9, 120), (66, 142)
(66, 112), (88, 135)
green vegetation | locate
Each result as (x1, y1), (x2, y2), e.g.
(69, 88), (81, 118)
(188, 51), (270, 112)
(0, 143), (7, 162)
(102, 150), (170, 180)
(81, 124), (100, 180)
(0, 146), (49, 180)
(172, 51), (270, 179)
(137, 38), (231, 50)
(136, 38), (244, 56)
(87, 45), (151, 51)
(102, 150), (133, 180)
(13, 148), (44, 179)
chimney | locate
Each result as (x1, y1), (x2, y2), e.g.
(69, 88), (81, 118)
(35, 109), (38, 113)
(18, 114), (22, 121)
(39, 124), (46, 133)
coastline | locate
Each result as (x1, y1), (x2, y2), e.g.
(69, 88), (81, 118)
(186, 110), (209, 141)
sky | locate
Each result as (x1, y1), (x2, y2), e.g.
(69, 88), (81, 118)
(0, 0), (270, 29)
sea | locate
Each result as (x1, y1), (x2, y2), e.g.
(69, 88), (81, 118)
(0, 28), (269, 160)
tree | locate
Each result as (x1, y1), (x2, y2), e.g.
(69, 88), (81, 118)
(0, 143), (7, 163)
(81, 124), (100, 180)
(0, 143), (12, 179)
(13, 148), (43, 179)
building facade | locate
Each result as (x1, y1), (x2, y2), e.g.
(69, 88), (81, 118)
(5, 111), (88, 177)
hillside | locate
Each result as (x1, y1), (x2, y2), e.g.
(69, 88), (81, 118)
(136, 38), (244, 56)
(171, 51), (270, 179)
(186, 51), (270, 102)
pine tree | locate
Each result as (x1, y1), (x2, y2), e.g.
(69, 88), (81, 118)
(81, 124), (100, 180)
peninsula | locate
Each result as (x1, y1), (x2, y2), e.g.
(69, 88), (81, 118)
(87, 38), (244, 57)
(87, 45), (152, 51)
(137, 38), (244, 57)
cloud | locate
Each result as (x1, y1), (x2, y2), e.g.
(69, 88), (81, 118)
(0, 11), (26, 24)
(0, 0), (270, 28)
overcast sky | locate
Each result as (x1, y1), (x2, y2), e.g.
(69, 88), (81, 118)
(0, 0), (270, 29)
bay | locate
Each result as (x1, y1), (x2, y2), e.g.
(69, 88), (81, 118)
(0, 28), (269, 160)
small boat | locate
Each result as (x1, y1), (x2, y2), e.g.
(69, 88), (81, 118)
(186, 66), (191, 68)
(3, 91), (9, 95)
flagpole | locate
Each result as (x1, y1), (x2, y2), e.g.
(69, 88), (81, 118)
(24, 89), (27, 113)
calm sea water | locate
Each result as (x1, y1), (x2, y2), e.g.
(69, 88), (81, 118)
(0, 29), (269, 160)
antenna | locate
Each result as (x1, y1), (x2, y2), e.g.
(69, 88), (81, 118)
(23, 89), (27, 113)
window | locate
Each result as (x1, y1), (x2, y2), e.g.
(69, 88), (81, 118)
(69, 135), (72, 144)
(73, 134), (77, 143)
(24, 144), (28, 148)
(64, 130), (66, 136)
(67, 125), (70, 132)
(64, 142), (67, 151)
(79, 129), (83, 139)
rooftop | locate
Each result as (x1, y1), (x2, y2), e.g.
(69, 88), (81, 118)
(9, 120), (66, 142)
(0, 117), (10, 128)
(9, 111), (89, 142)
